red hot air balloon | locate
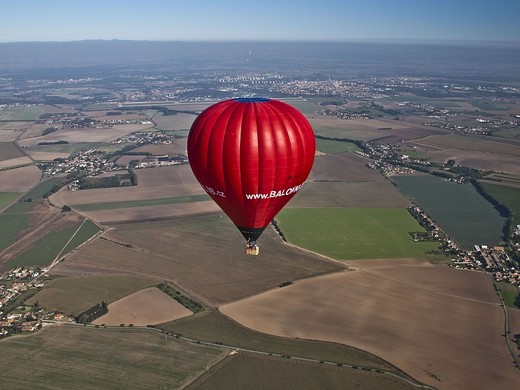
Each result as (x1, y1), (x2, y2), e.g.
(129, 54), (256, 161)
(187, 98), (315, 255)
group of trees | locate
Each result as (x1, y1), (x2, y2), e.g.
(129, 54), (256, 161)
(76, 301), (108, 324)
(78, 170), (137, 189)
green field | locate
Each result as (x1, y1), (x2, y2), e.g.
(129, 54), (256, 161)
(27, 274), (160, 315)
(392, 175), (505, 249)
(0, 192), (20, 209)
(0, 325), (225, 389)
(480, 182), (520, 227)
(61, 219), (101, 253)
(497, 281), (520, 309)
(73, 194), (210, 211)
(0, 213), (28, 252)
(3, 221), (84, 270)
(19, 177), (64, 202)
(315, 138), (361, 154)
(276, 208), (439, 260)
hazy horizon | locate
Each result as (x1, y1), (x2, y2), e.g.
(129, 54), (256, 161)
(1, 0), (518, 43)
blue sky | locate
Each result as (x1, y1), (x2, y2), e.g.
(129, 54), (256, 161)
(1, 0), (519, 43)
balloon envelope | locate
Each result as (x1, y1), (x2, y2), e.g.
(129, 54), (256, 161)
(187, 98), (315, 242)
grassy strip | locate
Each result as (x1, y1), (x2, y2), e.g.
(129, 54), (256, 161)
(276, 208), (439, 260)
(72, 194), (210, 211)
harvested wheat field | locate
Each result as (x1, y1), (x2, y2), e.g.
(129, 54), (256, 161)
(220, 262), (520, 390)
(0, 165), (42, 192)
(92, 287), (192, 326)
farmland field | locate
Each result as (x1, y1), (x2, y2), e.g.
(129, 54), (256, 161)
(392, 174), (505, 249)
(53, 215), (345, 306)
(0, 192), (19, 209)
(0, 213), (28, 251)
(92, 287), (193, 326)
(421, 148), (520, 174)
(410, 133), (520, 155)
(289, 152), (410, 208)
(0, 325), (226, 390)
(17, 123), (153, 148)
(0, 141), (24, 160)
(189, 352), (417, 390)
(161, 310), (400, 375)
(315, 138), (360, 154)
(0, 164), (42, 192)
(220, 262), (519, 390)
(309, 116), (444, 143)
(2, 218), (85, 270)
(276, 208), (438, 260)
(27, 274), (160, 316)
(72, 194), (210, 211)
(153, 112), (197, 130)
(51, 165), (203, 207)
(61, 219), (101, 253)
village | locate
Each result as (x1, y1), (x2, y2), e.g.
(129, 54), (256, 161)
(0, 267), (72, 338)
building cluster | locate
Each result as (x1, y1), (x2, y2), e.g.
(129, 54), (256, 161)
(272, 79), (390, 99)
(0, 268), (45, 338)
(112, 130), (176, 147)
(38, 112), (150, 130)
(38, 149), (117, 176)
(472, 246), (519, 285)
(315, 107), (370, 120)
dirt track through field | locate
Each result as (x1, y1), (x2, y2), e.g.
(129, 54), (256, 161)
(220, 261), (520, 390)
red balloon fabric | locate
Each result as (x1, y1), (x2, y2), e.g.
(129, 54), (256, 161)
(187, 98), (315, 242)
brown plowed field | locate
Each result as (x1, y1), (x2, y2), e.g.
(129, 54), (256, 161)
(289, 152), (410, 208)
(53, 215), (345, 306)
(220, 262), (520, 390)
(0, 165), (42, 192)
(92, 287), (192, 326)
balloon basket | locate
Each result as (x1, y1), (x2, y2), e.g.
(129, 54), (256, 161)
(245, 243), (260, 256)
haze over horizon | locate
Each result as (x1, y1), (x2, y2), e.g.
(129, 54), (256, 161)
(1, 0), (519, 43)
